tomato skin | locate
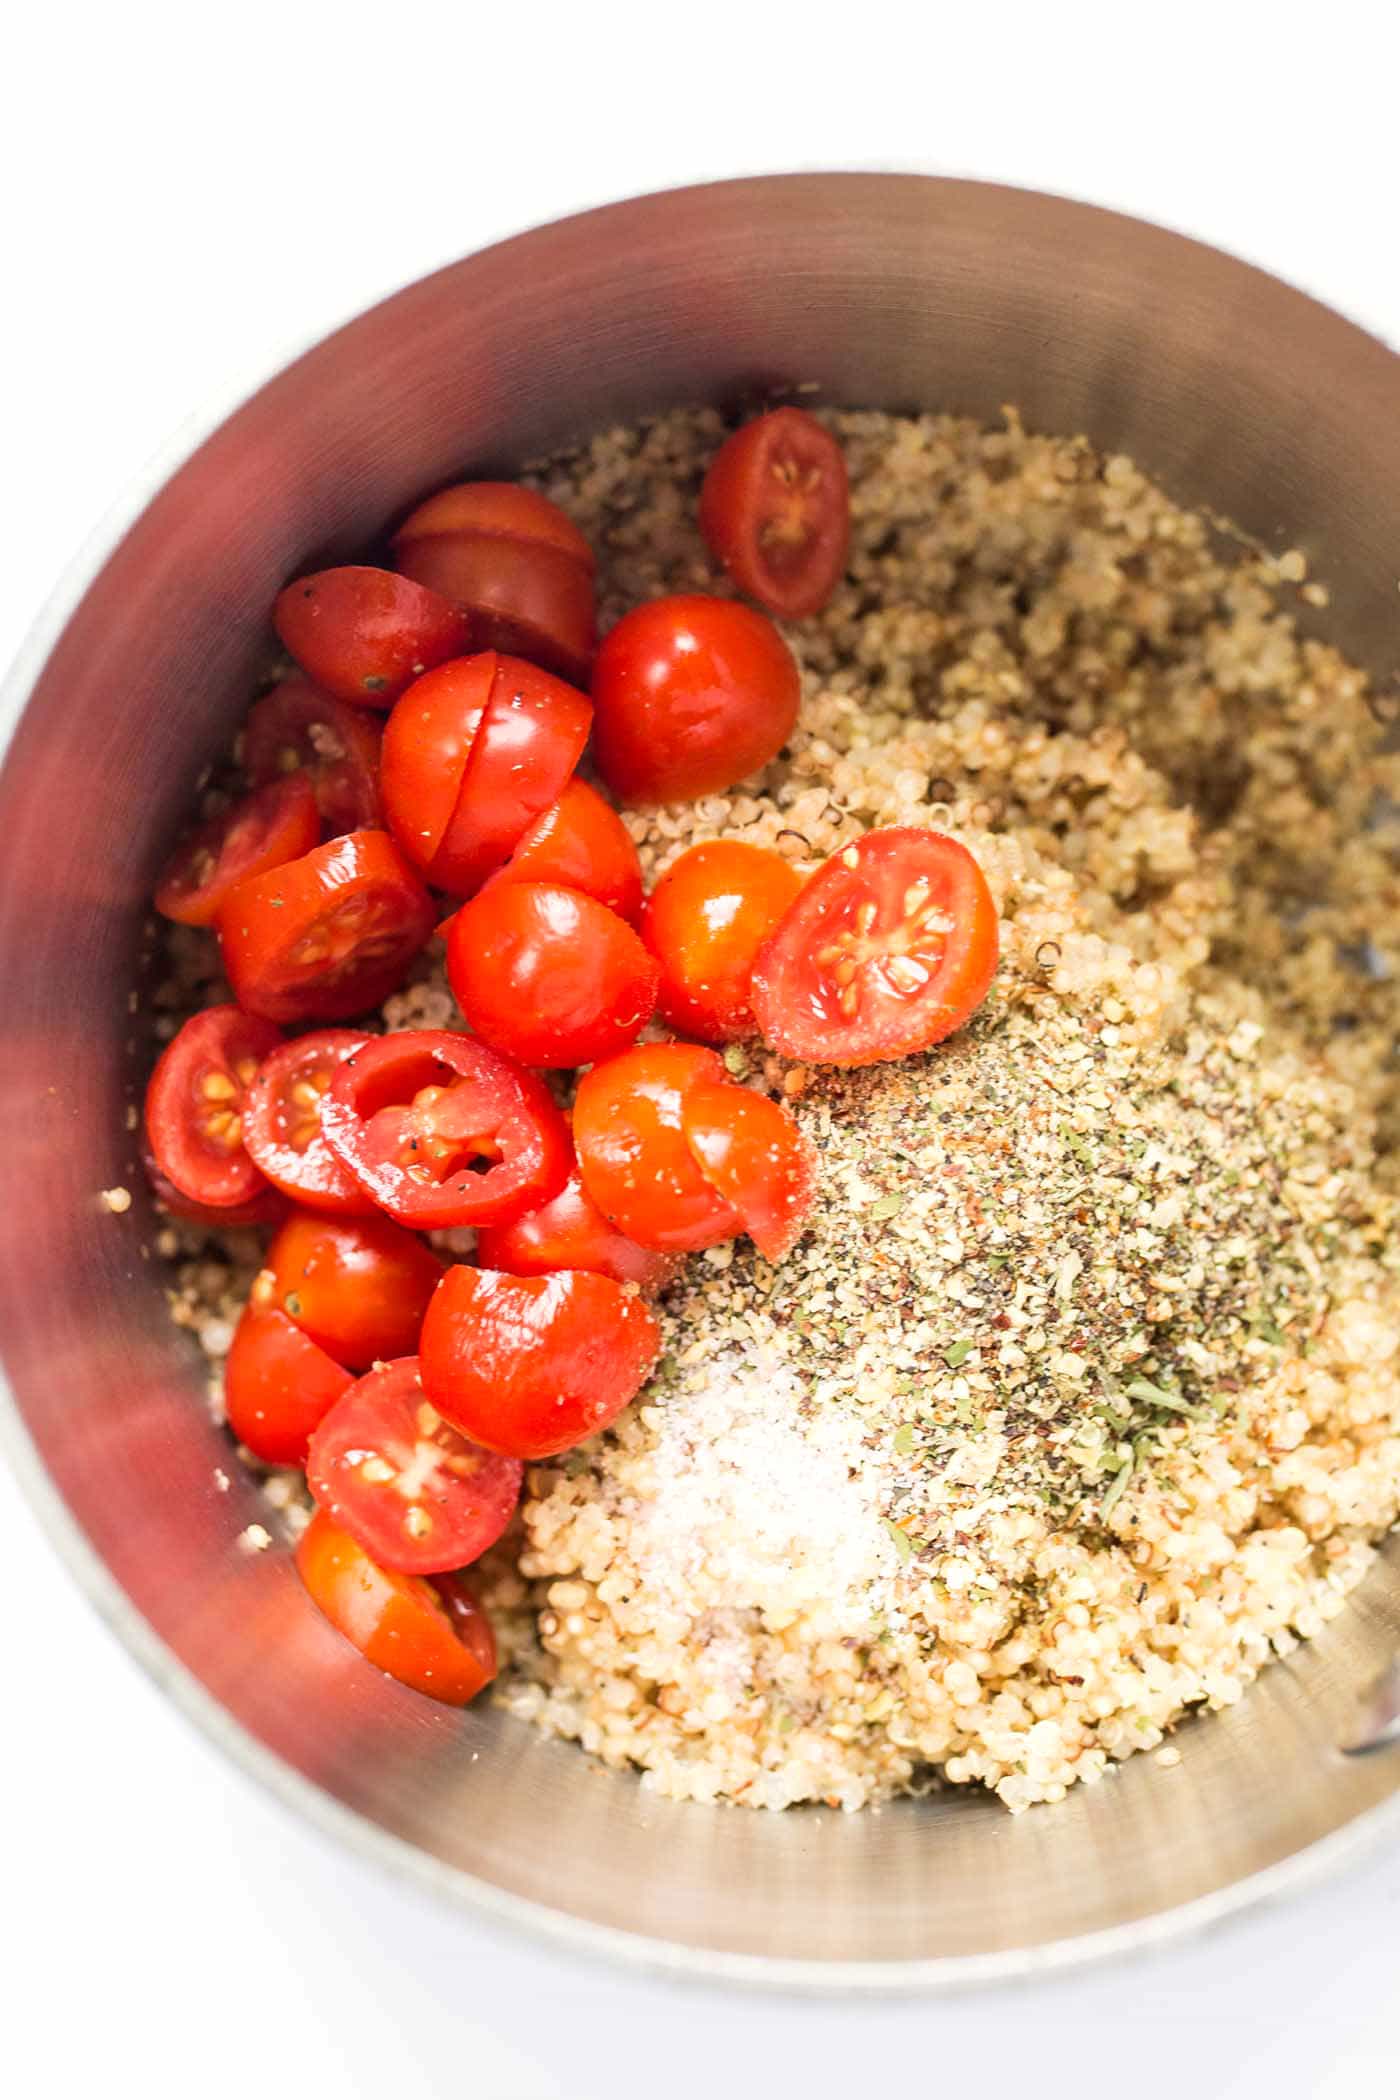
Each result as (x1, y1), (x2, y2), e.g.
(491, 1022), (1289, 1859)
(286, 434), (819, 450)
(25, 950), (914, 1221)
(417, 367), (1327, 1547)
(572, 1043), (742, 1252)
(295, 1511), (497, 1706)
(141, 1143), (288, 1229)
(243, 677), (383, 836)
(154, 775), (320, 927)
(394, 482), (595, 569)
(217, 829), (436, 1025)
(680, 1079), (816, 1263)
(481, 778), (642, 926)
(380, 654), (496, 878)
(420, 1266), (661, 1460)
(262, 1209), (443, 1370)
(591, 595), (800, 805)
(144, 1005), (283, 1212)
(242, 1029), (374, 1215)
(699, 408), (850, 620)
(223, 1304), (352, 1466)
(446, 883), (658, 1070)
(751, 826), (999, 1066)
(475, 1169), (679, 1294)
(272, 566), (471, 708)
(321, 1029), (572, 1230)
(642, 840), (802, 1042)
(431, 656), (592, 896)
(307, 1357), (522, 1576)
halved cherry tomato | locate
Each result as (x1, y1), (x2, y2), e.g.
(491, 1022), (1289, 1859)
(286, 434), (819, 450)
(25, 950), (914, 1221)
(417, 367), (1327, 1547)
(699, 408), (850, 620)
(272, 566), (471, 708)
(141, 1142), (287, 1229)
(243, 677), (383, 836)
(480, 778), (643, 926)
(260, 1209), (443, 1369)
(223, 1303), (352, 1466)
(379, 653), (496, 878)
(154, 775), (319, 927)
(475, 1168), (679, 1294)
(572, 1043), (742, 1252)
(680, 1079), (816, 1262)
(591, 595), (800, 805)
(641, 840), (802, 1041)
(446, 883), (658, 1069)
(420, 1266), (661, 1460)
(217, 829), (436, 1025)
(751, 827), (999, 1066)
(321, 1029), (571, 1230)
(307, 1357), (522, 1575)
(393, 483), (595, 687)
(295, 1510), (497, 1706)
(144, 1005), (283, 1212)
(242, 1029), (374, 1214)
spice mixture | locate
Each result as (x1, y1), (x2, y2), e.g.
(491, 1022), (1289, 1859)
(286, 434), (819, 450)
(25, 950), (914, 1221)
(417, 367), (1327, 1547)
(159, 406), (1400, 1811)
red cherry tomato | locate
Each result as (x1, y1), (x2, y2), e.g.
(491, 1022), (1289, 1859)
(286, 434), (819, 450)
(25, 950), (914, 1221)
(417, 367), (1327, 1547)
(699, 408), (850, 620)
(295, 1510), (497, 1706)
(446, 883), (658, 1069)
(154, 775), (319, 927)
(679, 1079), (816, 1262)
(572, 1043), (741, 1252)
(591, 595), (800, 805)
(217, 829), (435, 1025)
(272, 566), (471, 708)
(642, 840), (803, 1042)
(481, 777), (643, 925)
(420, 1266), (661, 1460)
(144, 1006), (283, 1213)
(242, 1029), (374, 1215)
(393, 483), (595, 687)
(140, 1142), (287, 1228)
(475, 1169), (679, 1294)
(261, 1209), (443, 1369)
(243, 677), (383, 836)
(223, 1303), (352, 1466)
(307, 1357), (522, 1576)
(379, 652), (496, 878)
(751, 827), (999, 1066)
(320, 1029), (571, 1230)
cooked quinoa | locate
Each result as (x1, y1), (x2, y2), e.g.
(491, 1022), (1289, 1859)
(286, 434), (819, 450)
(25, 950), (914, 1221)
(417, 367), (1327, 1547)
(154, 405), (1400, 1813)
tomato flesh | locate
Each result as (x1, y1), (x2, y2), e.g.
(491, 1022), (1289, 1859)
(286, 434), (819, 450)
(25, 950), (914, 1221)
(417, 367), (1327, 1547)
(154, 774), (319, 927)
(243, 677), (383, 836)
(642, 839), (802, 1041)
(446, 882), (658, 1069)
(481, 777), (642, 926)
(572, 1043), (742, 1252)
(223, 1303), (351, 1466)
(307, 1357), (522, 1576)
(144, 1005), (283, 1213)
(295, 1510), (497, 1706)
(273, 566), (471, 707)
(699, 408), (849, 620)
(261, 1209), (443, 1369)
(242, 1029), (374, 1215)
(680, 1078), (816, 1262)
(475, 1169), (680, 1294)
(751, 826), (999, 1065)
(420, 1266), (661, 1460)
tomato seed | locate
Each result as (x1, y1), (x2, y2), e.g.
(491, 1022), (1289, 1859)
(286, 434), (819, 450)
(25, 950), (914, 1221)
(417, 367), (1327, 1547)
(201, 1071), (237, 1102)
(403, 1504), (433, 1540)
(359, 1455), (395, 1485)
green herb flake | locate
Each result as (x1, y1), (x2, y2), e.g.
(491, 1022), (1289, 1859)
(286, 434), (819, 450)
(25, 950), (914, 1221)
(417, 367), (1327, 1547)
(1251, 1314), (1287, 1347)
(1100, 1455), (1135, 1518)
(892, 1423), (918, 1457)
(868, 1193), (905, 1221)
(283, 1291), (303, 1318)
(881, 1517), (915, 1564)
(722, 1044), (749, 1077)
(985, 1251), (1011, 1270)
(943, 1338), (972, 1368)
(1124, 1375), (1185, 1409)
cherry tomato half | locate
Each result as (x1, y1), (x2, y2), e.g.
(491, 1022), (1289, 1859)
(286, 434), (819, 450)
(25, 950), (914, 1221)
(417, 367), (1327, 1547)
(475, 1168), (679, 1294)
(591, 595), (800, 805)
(223, 1303), (352, 1466)
(260, 1209), (443, 1369)
(642, 840), (802, 1042)
(144, 1005), (283, 1212)
(307, 1357), (522, 1576)
(480, 777), (643, 926)
(321, 1029), (571, 1231)
(446, 883), (658, 1069)
(680, 1078), (816, 1263)
(154, 774), (319, 927)
(243, 676), (384, 837)
(295, 1510), (497, 1706)
(751, 827), (999, 1066)
(217, 829), (436, 1025)
(699, 408), (850, 620)
(141, 1143), (288, 1229)
(393, 482), (595, 568)
(273, 566), (471, 708)
(242, 1029), (374, 1215)
(571, 1043), (742, 1252)
(420, 1266), (661, 1460)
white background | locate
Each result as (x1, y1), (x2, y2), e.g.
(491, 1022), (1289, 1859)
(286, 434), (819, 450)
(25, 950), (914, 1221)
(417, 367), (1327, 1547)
(2, 5), (1398, 2094)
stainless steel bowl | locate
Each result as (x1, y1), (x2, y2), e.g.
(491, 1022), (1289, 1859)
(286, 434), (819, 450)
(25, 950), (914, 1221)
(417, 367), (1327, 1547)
(2, 173), (1398, 1990)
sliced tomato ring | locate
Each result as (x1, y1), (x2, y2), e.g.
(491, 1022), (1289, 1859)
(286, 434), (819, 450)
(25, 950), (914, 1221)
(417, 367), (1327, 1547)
(680, 1079), (816, 1263)
(394, 482), (595, 570)
(321, 1028), (572, 1230)
(144, 1005), (283, 1212)
(217, 829), (436, 1025)
(243, 677), (384, 837)
(480, 777), (643, 926)
(380, 653), (497, 878)
(261, 1208), (443, 1369)
(698, 407), (850, 620)
(571, 1043), (742, 1252)
(242, 1029), (374, 1214)
(272, 566), (471, 707)
(307, 1357), (522, 1576)
(154, 774), (320, 927)
(223, 1303), (352, 1466)
(295, 1510), (497, 1706)
(430, 655), (592, 896)
(475, 1168), (680, 1294)
(141, 1142), (288, 1228)
(751, 826), (999, 1066)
